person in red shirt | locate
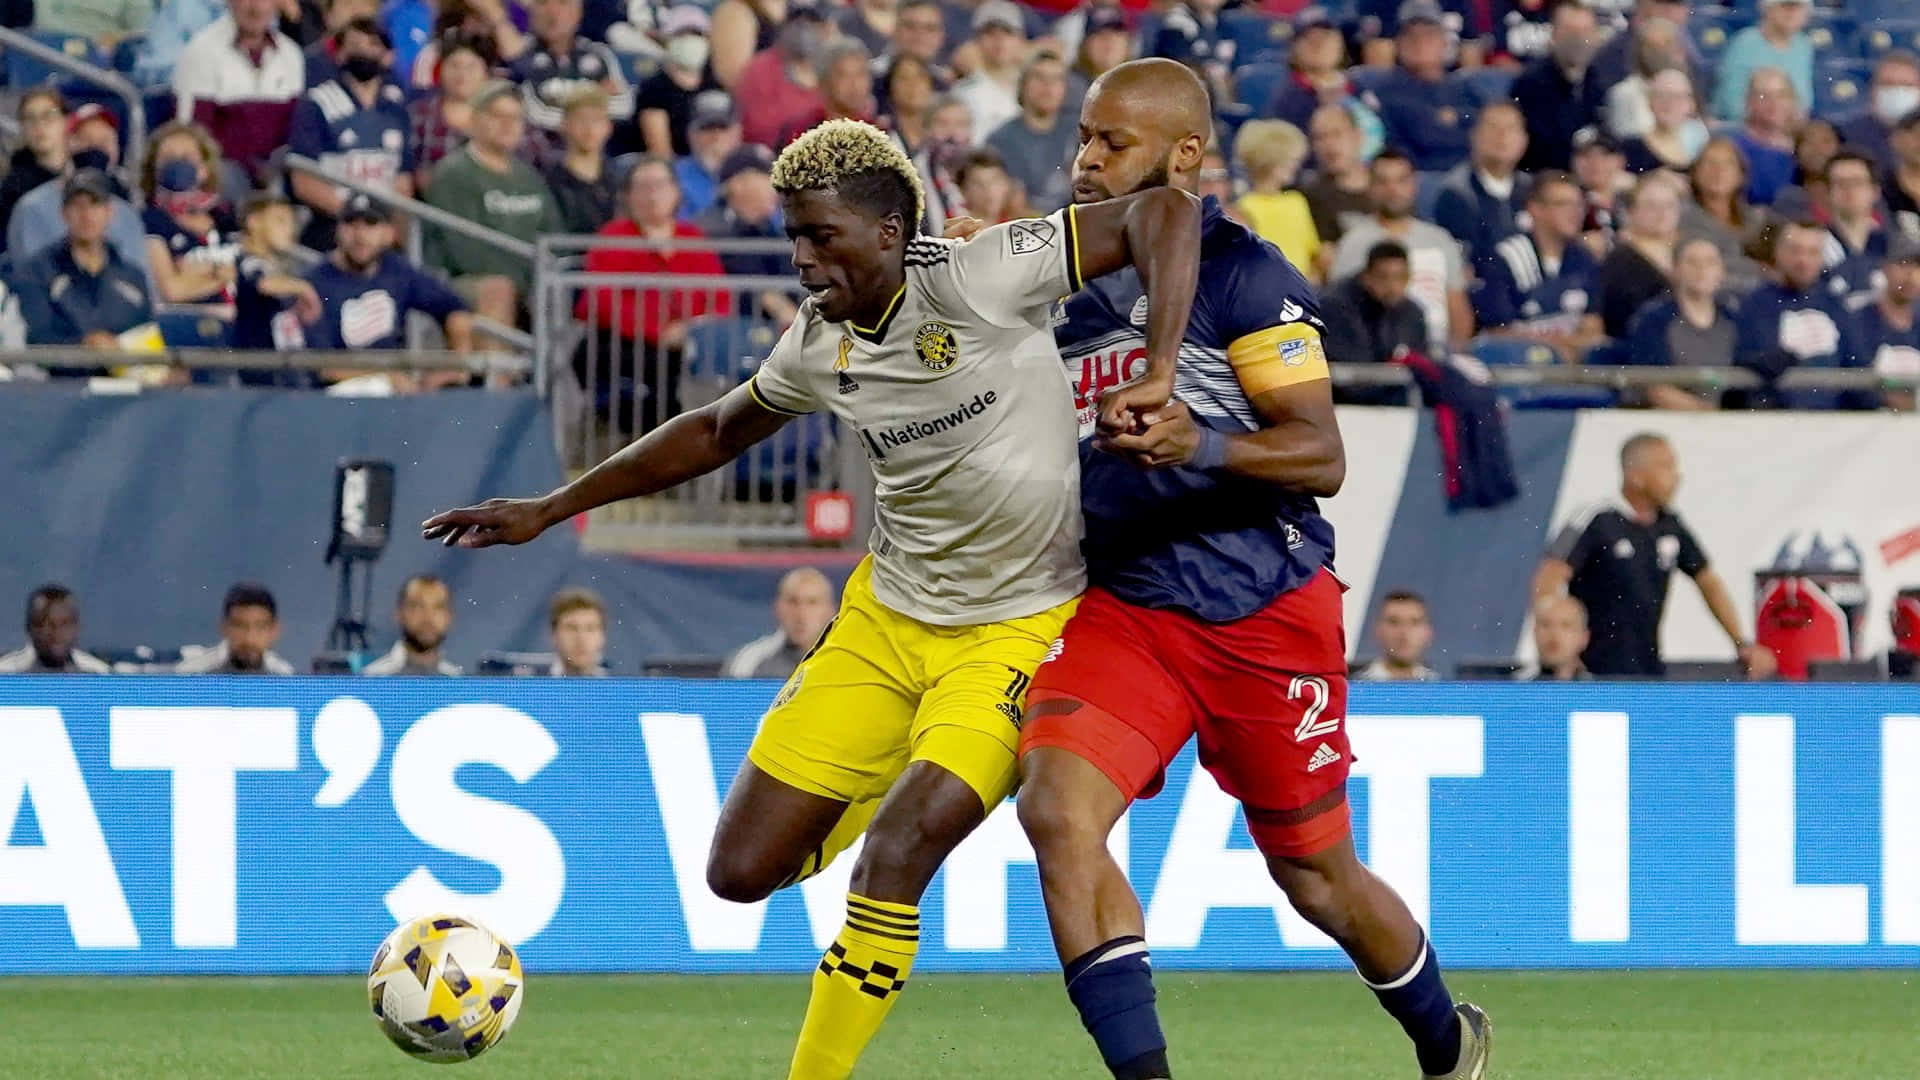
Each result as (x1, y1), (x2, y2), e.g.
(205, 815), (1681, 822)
(573, 156), (732, 434)
(779, 38), (878, 146)
(733, 0), (829, 148)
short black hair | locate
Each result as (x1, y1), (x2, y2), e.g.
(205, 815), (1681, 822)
(1824, 148), (1878, 186)
(223, 582), (278, 619)
(26, 583), (73, 627)
(337, 14), (392, 50)
(955, 147), (1009, 187)
(398, 574), (447, 607)
(1370, 146), (1415, 174)
(1529, 169), (1580, 203)
(1381, 589), (1428, 610)
(1364, 240), (1410, 270)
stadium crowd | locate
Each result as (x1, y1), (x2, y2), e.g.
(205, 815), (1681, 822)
(0, 0), (1908, 409)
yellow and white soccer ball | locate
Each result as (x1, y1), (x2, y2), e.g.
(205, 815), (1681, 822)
(367, 914), (526, 1063)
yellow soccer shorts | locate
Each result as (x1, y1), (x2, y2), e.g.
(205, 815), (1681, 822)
(747, 557), (1079, 814)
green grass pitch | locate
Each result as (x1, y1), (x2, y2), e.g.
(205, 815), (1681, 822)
(1, 971), (1912, 1078)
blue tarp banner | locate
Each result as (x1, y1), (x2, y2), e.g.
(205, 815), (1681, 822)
(3, 678), (1918, 974)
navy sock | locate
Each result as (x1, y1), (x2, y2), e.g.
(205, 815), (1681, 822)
(1064, 936), (1171, 1079)
(1364, 934), (1461, 1076)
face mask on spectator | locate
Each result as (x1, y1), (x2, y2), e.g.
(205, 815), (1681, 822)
(667, 35), (709, 71)
(1877, 86), (1920, 126)
(71, 147), (110, 173)
(342, 53), (387, 83)
(155, 156), (218, 215)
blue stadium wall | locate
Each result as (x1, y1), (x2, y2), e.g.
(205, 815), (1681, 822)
(2, 677), (1918, 974)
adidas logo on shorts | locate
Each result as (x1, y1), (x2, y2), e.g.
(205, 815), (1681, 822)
(1307, 742), (1341, 773)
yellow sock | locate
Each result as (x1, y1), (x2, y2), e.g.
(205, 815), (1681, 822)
(787, 894), (920, 1080)
(782, 798), (881, 889)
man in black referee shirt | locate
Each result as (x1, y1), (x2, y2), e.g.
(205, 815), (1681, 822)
(1533, 433), (1777, 679)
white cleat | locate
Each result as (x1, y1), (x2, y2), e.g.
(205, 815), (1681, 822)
(1423, 1002), (1491, 1079)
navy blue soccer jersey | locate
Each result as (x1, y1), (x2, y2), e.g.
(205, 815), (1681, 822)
(1473, 232), (1598, 333)
(1053, 195), (1336, 623)
(287, 79), (415, 247)
(305, 251), (466, 351)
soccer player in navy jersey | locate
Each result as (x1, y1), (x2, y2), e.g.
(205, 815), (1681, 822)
(1016, 59), (1491, 1080)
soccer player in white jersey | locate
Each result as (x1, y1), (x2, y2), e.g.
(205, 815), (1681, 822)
(423, 118), (1201, 1079)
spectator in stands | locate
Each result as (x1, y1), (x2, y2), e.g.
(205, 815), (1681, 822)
(1474, 171), (1603, 358)
(1432, 101), (1531, 275)
(1535, 432), (1773, 679)
(1711, 0), (1811, 124)
(734, 0), (828, 149)
(1683, 137), (1765, 296)
(303, 0), (382, 87)
(1067, 4), (1127, 109)
(543, 87), (617, 235)
(1354, 590), (1438, 681)
(1595, 173), (1679, 339)
(780, 38), (878, 146)
(306, 193), (474, 388)
(0, 92), (70, 252)
(1267, 7), (1356, 132)
(1601, 15), (1686, 142)
(888, 0), (950, 79)
(408, 33), (496, 190)
(1300, 104), (1372, 279)
(1572, 126), (1629, 249)
(9, 106), (150, 276)
(987, 51), (1075, 212)
(174, 583), (294, 673)
(1838, 51), (1920, 177)
(1737, 218), (1878, 411)
(231, 191), (322, 368)
(1523, 593), (1591, 681)
(1728, 67), (1800, 208)
(1369, 1), (1473, 173)
(1151, 0), (1231, 100)
(1319, 239), (1426, 406)
(512, 0), (635, 166)
(722, 567), (836, 679)
(1852, 238), (1920, 413)
(880, 53), (938, 155)
(141, 122), (239, 306)
(1621, 68), (1705, 174)
(364, 574), (463, 675)
(633, 6), (721, 158)
(37, 0), (150, 46)
(910, 94), (972, 231)
(424, 81), (562, 331)
(1331, 147), (1474, 354)
(1775, 117), (1841, 221)
(1886, 111), (1920, 239)
(1198, 147), (1233, 206)
(0, 584), (110, 673)
(711, 0), (791, 89)
(547, 587), (608, 676)
(403, 0), (522, 90)
(1512, 0), (1605, 173)
(952, 0), (1027, 143)
(697, 145), (798, 325)
(174, 0), (307, 184)
(672, 91), (741, 221)
(955, 148), (1032, 224)
(287, 16), (415, 251)
(574, 156), (731, 432)
(836, 0), (894, 57)
(14, 171), (155, 350)
(1822, 150), (1890, 305)
(136, 0), (228, 87)
(1592, 0), (1694, 100)
(1232, 120), (1318, 281)
(1626, 237), (1736, 411)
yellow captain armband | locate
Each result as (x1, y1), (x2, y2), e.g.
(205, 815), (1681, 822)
(1225, 322), (1331, 396)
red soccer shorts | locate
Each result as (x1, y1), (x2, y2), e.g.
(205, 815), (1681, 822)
(1020, 568), (1352, 858)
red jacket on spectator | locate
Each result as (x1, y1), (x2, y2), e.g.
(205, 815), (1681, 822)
(735, 47), (825, 150)
(575, 219), (732, 344)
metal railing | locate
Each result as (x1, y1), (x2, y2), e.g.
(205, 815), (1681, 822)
(0, 27), (148, 166)
(281, 154), (536, 264)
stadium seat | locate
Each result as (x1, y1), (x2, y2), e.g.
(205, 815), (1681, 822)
(156, 307), (234, 348)
(1859, 0), (1920, 21)
(1689, 9), (1751, 65)
(1805, 13), (1861, 62)
(1816, 60), (1872, 118)
(1232, 60), (1291, 112)
(1220, 9), (1293, 68)
(5, 30), (108, 88)
(1455, 68), (1516, 107)
(1864, 20), (1920, 58)
(614, 48), (658, 89)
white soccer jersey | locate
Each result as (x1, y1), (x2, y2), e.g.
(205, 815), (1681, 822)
(748, 208), (1089, 626)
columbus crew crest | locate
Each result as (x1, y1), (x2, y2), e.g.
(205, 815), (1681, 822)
(914, 321), (958, 372)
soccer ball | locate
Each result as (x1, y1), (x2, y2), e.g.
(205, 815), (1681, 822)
(367, 913), (526, 1063)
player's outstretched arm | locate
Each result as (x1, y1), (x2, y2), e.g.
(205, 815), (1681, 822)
(1067, 187), (1203, 432)
(421, 384), (793, 548)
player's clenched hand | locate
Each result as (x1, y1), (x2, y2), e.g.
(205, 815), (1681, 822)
(421, 497), (553, 548)
(1097, 370), (1177, 435)
(1095, 400), (1202, 468)
(942, 215), (986, 241)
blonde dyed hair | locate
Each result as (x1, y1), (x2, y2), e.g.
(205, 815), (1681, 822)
(1233, 119), (1308, 183)
(771, 118), (926, 232)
